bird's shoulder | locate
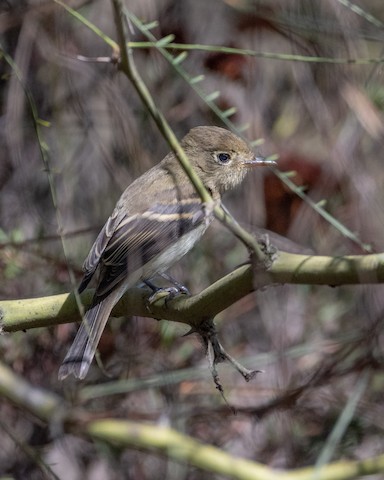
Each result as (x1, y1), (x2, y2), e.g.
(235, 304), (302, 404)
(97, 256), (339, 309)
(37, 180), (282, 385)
(115, 160), (196, 215)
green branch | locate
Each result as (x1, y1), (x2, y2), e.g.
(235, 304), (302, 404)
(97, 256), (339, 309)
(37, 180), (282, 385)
(111, 0), (267, 260)
(51, 1), (369, 253)
(126, 11), (370, 253)
(2, 251), (384, 333)
(128, 40), (384, 65)
(87, 419), (280, 480)
(0, 360), (383, 480)
(87, 418), (384, 480)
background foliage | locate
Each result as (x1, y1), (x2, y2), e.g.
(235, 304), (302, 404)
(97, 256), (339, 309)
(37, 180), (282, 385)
(2, 0), (384, 478)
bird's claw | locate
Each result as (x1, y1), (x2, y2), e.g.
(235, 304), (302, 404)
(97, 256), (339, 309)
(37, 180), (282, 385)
(158, 273), (190, 295)
(147, 286), (187, 308)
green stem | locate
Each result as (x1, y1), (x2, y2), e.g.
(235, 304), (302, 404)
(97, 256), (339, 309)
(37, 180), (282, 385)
(111, 0), (265, 260)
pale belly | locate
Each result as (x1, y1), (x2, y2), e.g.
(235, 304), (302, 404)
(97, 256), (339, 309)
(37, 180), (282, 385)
(115, 223), (208, 300)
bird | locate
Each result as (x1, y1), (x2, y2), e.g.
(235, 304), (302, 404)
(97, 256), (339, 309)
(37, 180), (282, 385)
(58, 126), (273, 380)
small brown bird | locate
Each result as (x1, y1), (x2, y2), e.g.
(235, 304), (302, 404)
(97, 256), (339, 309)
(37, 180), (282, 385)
(58, 126), (273, 380)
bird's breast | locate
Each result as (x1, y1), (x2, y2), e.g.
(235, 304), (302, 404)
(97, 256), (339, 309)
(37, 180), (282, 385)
(140, 222), (208, 279)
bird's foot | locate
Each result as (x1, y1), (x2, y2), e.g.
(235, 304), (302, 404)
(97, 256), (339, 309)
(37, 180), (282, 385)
(158, 272), (190, 295)
(144, 278), (189, 308)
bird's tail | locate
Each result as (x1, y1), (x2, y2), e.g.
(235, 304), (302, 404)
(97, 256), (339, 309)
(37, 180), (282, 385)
(58, 292), (118, 380)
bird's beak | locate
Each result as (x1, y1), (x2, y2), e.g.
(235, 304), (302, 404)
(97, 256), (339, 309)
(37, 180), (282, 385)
(243, 155), (277, 167)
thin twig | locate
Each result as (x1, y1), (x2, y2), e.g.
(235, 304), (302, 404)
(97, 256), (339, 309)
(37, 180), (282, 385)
(110, 0), (267, 262)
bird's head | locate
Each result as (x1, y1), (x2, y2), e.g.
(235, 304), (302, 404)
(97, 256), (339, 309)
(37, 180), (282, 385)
(181, 126), (275, 194)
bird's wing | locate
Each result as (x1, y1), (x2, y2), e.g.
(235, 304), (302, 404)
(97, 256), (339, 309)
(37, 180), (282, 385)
(80, 193), (206, 298)
(78, 209), (123, 293)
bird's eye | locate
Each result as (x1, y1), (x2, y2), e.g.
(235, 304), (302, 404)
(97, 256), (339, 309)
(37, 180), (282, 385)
(216, 152), (232, 164)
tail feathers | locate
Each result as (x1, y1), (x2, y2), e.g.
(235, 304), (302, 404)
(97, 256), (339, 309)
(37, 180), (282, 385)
(58, 294), (117, 380)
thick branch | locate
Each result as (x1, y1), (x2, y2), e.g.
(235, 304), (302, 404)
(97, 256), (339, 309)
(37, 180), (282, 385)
(1, 251), (384, 333)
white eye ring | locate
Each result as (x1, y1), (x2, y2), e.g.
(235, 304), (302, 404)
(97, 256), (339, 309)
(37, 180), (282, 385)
(215, 152), (232, 165)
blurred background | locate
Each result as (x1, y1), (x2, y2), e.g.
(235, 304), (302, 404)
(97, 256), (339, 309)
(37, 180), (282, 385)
(2, 0), (384, 478)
